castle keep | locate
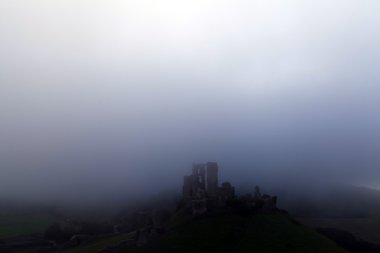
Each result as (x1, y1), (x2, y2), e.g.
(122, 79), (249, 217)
(183, 162), (235, 200)
(182, 162), (277, 215)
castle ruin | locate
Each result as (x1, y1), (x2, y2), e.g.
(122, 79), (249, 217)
(183, 162), (235, 201)
(182, 162), (235, 215)
(182, 162), (277, 215)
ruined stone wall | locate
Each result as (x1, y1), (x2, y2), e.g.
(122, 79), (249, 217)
(192, 164), (206, 191)
(183, 162), (221, 199)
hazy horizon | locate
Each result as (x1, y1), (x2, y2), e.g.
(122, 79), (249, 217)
(1, 0), (380, 205)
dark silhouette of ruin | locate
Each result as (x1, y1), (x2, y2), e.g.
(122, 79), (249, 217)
(183, 162), (235, 201)
(182, 162), (277, 215)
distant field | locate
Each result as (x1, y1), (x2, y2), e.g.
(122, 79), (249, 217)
(297, 217), (380, 244)
(0, 214), (56, 239)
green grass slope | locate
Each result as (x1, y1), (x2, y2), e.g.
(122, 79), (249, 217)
(51, 232), (136, 253)
(0, 214), (57, 239)
(122, 211), (348, 253)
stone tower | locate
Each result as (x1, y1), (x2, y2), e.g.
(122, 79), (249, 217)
(192, 164), (206, 191)
(206, 162), (218, 197)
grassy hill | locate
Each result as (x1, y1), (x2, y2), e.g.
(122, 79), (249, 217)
(0, 214), (57, 239)
(51, 232), (136, 253)
(117, 210), (348, 253)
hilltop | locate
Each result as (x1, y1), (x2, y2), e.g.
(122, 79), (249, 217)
(114, 207), (347, 253)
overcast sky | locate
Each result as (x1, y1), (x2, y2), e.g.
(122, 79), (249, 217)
(1, 0), (380, 203)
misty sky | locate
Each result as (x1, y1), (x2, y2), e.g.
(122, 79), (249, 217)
(1, 0), (380, 203)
